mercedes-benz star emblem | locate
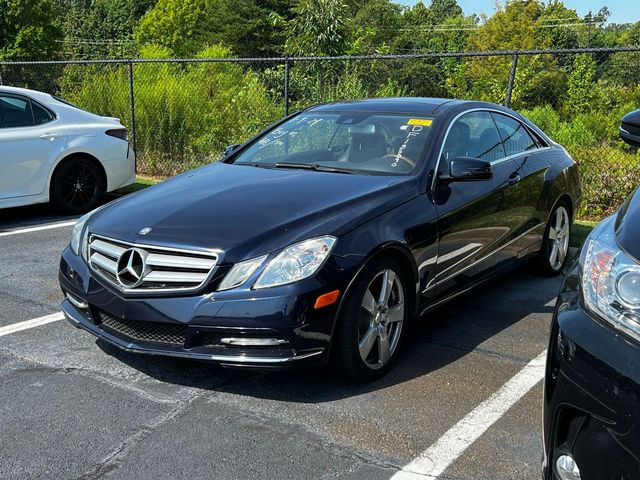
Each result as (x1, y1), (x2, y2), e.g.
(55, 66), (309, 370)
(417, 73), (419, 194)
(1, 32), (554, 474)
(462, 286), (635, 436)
(139, 227), (152, 236)
(116, 248), (147, 288)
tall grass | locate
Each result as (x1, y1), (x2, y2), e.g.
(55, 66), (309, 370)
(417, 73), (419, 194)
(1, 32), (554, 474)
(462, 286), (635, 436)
(60, 45), (280, 175)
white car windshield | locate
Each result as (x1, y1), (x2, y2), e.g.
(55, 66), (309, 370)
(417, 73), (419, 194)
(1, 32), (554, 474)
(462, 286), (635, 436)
(232, 112), (434, 175)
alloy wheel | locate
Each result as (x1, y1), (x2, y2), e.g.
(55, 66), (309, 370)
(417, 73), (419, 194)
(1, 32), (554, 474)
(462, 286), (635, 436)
(358, 269), (405, 370)
(59, 163), (98, 210)
(548, 205), (570, 271)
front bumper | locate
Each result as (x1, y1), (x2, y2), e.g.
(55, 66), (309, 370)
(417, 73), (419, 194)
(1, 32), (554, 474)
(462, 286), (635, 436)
(59, 246), (356, 369)
(542, 264), (640, 479)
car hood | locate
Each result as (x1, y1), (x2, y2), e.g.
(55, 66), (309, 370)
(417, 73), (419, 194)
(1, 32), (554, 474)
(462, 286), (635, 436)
(615, 186), (640, 261)
(90, 162), (419, 262)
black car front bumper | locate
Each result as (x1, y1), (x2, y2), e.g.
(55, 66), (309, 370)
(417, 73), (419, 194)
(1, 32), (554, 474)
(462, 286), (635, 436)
(58, 247), (356, 369)
(543, 265), (640, 479)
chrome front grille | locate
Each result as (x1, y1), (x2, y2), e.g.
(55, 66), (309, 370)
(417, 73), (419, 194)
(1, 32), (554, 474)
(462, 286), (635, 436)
(88, 235), (219, 293)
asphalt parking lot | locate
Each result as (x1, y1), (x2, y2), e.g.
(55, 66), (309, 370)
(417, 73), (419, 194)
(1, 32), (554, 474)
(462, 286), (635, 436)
(0, 198), (562, 480)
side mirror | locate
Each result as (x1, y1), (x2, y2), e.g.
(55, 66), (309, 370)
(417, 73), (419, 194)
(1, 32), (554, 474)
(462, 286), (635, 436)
(620, 109), (640, 148)
(223, 144), (241, 157)
(441, 157), (493, 183)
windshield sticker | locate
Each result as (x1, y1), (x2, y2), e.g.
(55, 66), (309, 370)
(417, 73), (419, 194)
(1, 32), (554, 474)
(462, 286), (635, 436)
(407, 118), (433, 126)
(391, 125), (425, 168)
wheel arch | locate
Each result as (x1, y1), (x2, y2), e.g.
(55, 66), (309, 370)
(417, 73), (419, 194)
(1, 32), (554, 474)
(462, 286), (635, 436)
(48, 151), (108, 197)
(328, 242), (419, 359)
(547, 193), (574, 225)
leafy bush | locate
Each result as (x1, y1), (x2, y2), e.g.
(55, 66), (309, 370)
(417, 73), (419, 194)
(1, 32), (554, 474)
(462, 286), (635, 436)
(522, 101), (640, 218)
(59, 45), (279, 175)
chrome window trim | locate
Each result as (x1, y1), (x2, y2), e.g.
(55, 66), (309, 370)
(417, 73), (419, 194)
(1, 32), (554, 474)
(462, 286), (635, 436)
(88, 234), (222, 295)
(430, 107), (553, 191)
(423, 221), (545, 293)
(488, 146), (553, 166)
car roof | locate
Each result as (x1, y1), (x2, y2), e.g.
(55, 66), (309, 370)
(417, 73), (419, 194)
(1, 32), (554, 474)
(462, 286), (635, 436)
(0, 85), (55, 104)
(308, 97), (476, 115)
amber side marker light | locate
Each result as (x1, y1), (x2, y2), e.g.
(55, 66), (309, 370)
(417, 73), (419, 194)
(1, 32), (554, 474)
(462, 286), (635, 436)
(314, 290), (340, 309)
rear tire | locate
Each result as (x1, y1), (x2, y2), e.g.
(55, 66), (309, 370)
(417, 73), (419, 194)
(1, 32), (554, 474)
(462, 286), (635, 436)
(51, 157), (105, 214)
(538, 201), (571, 276)
(331, 257), (409, 381)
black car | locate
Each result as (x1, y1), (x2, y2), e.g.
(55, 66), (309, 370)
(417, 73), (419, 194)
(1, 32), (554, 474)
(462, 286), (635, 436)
(620, 108), (640, 147)
(59, 98), (581, 380)
(542, 112), (640, 479)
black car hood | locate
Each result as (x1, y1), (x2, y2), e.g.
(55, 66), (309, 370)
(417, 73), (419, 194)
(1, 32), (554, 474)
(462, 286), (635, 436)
(616, 186), (640, 262)
(90, 162), (419, 261)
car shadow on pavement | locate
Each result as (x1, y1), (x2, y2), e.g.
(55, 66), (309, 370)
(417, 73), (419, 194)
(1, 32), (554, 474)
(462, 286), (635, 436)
(95, 263), (562, 403)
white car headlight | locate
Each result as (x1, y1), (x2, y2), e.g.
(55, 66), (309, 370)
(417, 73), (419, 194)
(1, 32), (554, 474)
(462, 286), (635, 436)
(218, 255), (267, 291)
(253, 236), (336, 289)
(581, 215), (640, 342)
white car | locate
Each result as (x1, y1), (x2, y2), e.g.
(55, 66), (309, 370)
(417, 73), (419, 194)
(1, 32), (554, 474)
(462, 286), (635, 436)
(0, 86), (135, 213)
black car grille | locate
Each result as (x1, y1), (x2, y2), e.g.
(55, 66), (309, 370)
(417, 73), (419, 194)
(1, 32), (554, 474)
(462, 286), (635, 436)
(98, 311), (187, 346)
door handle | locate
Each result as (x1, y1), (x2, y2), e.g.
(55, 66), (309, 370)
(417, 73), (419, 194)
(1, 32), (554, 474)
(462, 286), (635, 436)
(40, 133), (60, 140)
(508, 173), (521, 186)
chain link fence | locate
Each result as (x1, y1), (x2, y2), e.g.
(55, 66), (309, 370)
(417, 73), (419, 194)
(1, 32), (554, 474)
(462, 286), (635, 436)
(2, 47), (640, 218)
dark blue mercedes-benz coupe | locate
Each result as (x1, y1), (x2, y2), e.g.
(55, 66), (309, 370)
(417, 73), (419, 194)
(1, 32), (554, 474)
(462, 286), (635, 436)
(59, 98), (581, 380)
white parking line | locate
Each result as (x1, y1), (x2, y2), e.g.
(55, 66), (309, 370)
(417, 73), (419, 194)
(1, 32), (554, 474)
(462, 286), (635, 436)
(0, 312), (65, 337)
(0, 220), (76, 237)
(391, 350), (547, 479)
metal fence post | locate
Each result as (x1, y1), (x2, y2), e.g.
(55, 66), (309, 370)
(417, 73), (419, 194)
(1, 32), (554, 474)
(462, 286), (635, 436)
(284, 59), (290, 117)
(505, 53), (519, 108)
(127, 60), (137, 172)
(0, 66), (3, 85)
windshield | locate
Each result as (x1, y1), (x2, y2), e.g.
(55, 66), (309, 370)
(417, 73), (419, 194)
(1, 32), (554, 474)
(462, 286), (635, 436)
(231, 112), (434, 175)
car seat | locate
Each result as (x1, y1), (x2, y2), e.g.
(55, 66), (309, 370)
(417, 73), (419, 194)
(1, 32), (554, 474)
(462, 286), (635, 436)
(474, 127), (504, 161)
(347, 132), (388, 163)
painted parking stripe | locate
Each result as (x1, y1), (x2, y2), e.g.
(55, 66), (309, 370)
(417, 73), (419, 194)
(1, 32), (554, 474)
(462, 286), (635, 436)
(0, 312), (65, 337)
(0, 220), (76, 237)
(391, 350), (547, 479)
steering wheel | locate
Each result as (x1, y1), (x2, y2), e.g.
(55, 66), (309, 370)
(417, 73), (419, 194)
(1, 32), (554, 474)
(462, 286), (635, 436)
(383, 153), (416, 169)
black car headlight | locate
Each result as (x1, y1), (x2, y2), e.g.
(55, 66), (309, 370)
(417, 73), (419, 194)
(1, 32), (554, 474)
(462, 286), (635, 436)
(69, 203), (113, 259)
(580, 215), (640, 342)
(69, 212), (92, 259)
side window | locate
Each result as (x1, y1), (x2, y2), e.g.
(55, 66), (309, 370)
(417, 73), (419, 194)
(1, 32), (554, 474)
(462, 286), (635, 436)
(440, 111), (506, 174)
(33, 102), (55, 125)
(0, 95), (34, 128)
(492, 113), (537, 156)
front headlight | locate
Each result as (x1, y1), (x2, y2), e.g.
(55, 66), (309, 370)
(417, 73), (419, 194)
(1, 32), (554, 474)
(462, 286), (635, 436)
(581, 215), (640, 342)
(69, 203), (113, 258)
(253, 236), (336, 289)
(70, 211), (92, 257)
(217, 255), (267, 291)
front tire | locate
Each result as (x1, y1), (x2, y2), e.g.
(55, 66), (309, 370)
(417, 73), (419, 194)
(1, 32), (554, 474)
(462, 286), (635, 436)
(332, 257), (409, 381)
(51, 157), (105, 214)
(538, 201), (571, 276)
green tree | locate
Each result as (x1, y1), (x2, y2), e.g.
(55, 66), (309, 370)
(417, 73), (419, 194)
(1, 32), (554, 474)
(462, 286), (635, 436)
(285, 0), (349, 56)
(607, 21), (640, 86)
(567, 53), (597, 115)
(136, 0), (292, 57)
(0, 0), (62, 60)
(451, 0), (569, 107)
(54, 0), (154, 59)
(135, 0), (209, 57)
(347, 0), (403, 55)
